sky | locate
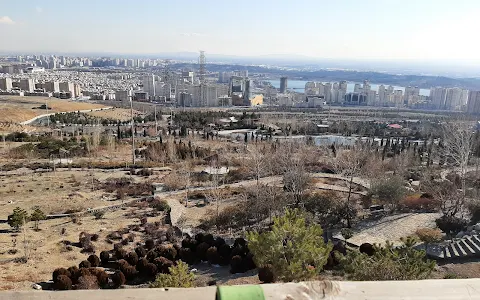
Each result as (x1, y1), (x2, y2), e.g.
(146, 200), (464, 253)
(1, 0), (480, 63)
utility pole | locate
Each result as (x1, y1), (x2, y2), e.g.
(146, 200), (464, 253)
(130, 94), (135, 165)
(154, 105), (158, 136)
(46, 99), (49, 127)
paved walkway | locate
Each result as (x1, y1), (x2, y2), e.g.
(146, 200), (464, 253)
(20, 106), (114, 125)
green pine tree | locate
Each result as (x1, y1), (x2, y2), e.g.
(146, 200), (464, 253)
(150, 261), (195, 288)
(8, 207), (29, 231)
(30, 206), (46, 231)
(247, 209), (332, 282)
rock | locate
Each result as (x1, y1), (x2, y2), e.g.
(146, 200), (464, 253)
(32, 283), (42, 290)
(456, 231), (465, 238)
(467, 226), (474, 232)
(474, 223), (480, 231)
(472, 230), (478, 235)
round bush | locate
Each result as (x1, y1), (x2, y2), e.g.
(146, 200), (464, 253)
(77, 275), (99, 290)
(206, 247), (220, 265)
(116, 259), (130, 272)
(359, 243), (375, 256)
(154, 256), (173, 274)
(203, 234), (214, 246)
(158, 245), (177, 261)
(145, 263), (158, 277)
(79, 268), (92, 278)
(126, 252), (139, 266)
(95, 270), (109, 288)
(214, 237), (226, 248)
(196, 242), (210, 262)
(182, 237), (197, 251)
(231, 246), (247, 258)
(234, 237), (246, 248)
(91, 234), (99, 242)
(135, 246), (147, 258)
(53, 268), (71, 283)
(115, 248), (127, 260)
(218, 244), (231, 259)
(54, 275), (72, 290)
(230, 255), (243, 274)
(146, 249), (158, 262)
(100, 251), (110, 265)
(258, 264), (276, 283)
(88, 254), (100, 267)
(67, 266), (80, 284)
(122, 265), (137, 280)
(244, 253), (256, 271)
(79, 260), (92, 269)
(179, 247), (196, 265)
(145, 239), (155, 250)
(136, 257), (148, 272)
(195, 233), (204, 243)
(110, 271), (126, 288)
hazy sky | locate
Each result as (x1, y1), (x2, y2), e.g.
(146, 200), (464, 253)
(1, 0), (480, 62)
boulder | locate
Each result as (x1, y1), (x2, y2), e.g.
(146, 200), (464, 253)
(456, 231), (465, 239)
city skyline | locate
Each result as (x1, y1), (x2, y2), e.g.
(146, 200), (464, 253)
(1, 0), (480, 64)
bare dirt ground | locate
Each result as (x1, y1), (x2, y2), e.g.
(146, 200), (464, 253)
(0, 96), (106, 123)
(86, 108), (145, 121)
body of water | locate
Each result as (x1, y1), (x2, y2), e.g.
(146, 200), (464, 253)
(267, 79), (430, 97)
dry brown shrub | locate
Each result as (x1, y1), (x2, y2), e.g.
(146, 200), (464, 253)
(76, 275), (99, 290)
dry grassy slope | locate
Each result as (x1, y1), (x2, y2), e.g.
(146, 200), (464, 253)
(86, 108), (145, 121)
(0, 96), (106, 123)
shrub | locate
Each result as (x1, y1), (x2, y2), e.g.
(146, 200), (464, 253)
(258, 264), (276, 283)
(54, 275), (72, 290)
(206, 247), (220, 265)
(151, 199), (170, 212)
(91, 234), (99, 242)
(340, 237), (436, 281)
(203, 234), (215, 246)
(247, 209), (332, 282)
(182, 238), (197, 251)
(126, 252), (139, 266)
(110, 271), (126, 288)
(116, 248), (127, 260)
(158, 245), (177, 261)
(371, 176), (406, 211)
(401, 194), (439, 211)
(77, 275), (99, 290)
(145, 239), (155, 250)
(123, 265), (137, 280)
(435, 216), (467, 235)
(154, 257), (174, 274)
(95, 270), (109, 288)
(79, 260), (92, 269)
(117, 259), (130, 272)
(359, 243), (375, 256)
(214, 237), (226, 248)
(136, 257), (149, 272)
(53, 268), (71, 283)
(93, 211), (105, 220)
(150, 261), (195, 288)
(230, 255), (244, 274)
(416, 228), (442, 245)
(100, 251), (110, 265)
(468, 201), (480, 224)
(145, 263), (158, 277)
(196, 242), (210, 262)
(135, 246), (147, 258)
(67, 266), (80, 284)
(121, 238), (129, 246)
(88, 254), (100, 267)
(234, 238), (246, 248)
(218, 244), (231, 259)
(244, 253), (256, 271)
(30, 206), (46, 230)
(179, 247), (196, 265)
(7, 207), (28, 231)
(195, 233), (204, 243)
(79, 268), (92, 278)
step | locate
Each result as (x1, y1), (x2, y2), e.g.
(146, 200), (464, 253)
(453, 242), (468, 257)
(449, 244), (460, 258)
(444, 246), (451, 259)
(464, 237), (480, 253)
(458, 240), (475, 255)
(472, 235), (480, 246)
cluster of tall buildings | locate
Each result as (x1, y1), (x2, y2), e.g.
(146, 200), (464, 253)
(303, 80), (473, 111)
(0, 77), (81, 98)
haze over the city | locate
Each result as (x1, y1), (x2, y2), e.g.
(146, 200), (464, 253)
(1, 0), (480, 65)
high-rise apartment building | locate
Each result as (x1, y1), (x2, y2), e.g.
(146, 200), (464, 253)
(430, 87), (447, 109)
(378, 85), (386, 105)
(19, 79), (34, 92)
(467, 91), (480, 114)
(44, 81), (60, 93)
(59, 82), (75, 96)
(142, 75), (156, 99)
(280, 77), (288, 93)
(0, 77), (13, 91)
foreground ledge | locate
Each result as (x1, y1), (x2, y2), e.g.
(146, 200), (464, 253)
(4, 279), (480, 300)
